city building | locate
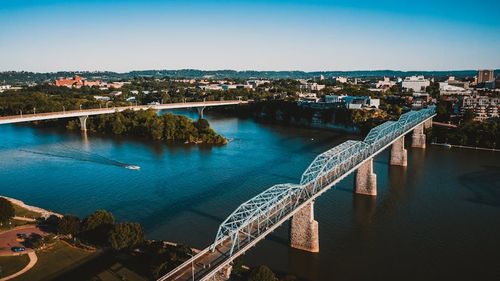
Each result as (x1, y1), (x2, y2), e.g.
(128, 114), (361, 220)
(247, 80), (270, 88)
(476, 69), (496, 89)
(300, 82), (325, 92)
(93, 95), (111, 101)
(439, 77), (471, 96)
(335, 76), (348, 84)
(324, 94), (379, 109)
(375, 77), (396, 92)
(198, 84), (223, 91)
(402, 75), (430, 93)
(298, 93), (319, 103)
(324, 95), (342, 103)
(445, 76), (469, 89)
(0, 85), (11, 93)
(54, 75), (106, 88)
(477, 70), (495, 84)
(461, 95), (500, 120)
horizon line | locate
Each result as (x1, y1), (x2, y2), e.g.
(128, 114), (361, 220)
(1, 68), (499, 74)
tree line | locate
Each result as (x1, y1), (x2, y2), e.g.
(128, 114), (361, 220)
(66, 109), (227, 144)
(429, 118), (500, 149)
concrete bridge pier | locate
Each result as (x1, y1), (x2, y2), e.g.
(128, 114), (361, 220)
(355, 158), (377, 196)
(78, 115), (89, 131)
(290, 201), (319, 253)
(211, 264), (232, 280)
(197, 107), (206, 119)
(412, 123), (426, 148)
(424, 118), (433, 129)
(390, 136), (407, 166)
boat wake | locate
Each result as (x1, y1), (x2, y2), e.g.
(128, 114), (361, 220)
(19, 144), (140, 170)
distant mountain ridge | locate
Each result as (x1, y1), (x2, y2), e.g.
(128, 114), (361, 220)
(1, 69), (498, 84)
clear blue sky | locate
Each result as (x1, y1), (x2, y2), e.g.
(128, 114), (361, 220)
(1, 0), (499, 72)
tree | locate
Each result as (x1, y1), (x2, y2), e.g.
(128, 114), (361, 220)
(0, 198), (15, 224)
(463, 109), (475, 124)
(45, 215), (61, 227)
(436, 101), (452, 122)
(111, 112), (127, 135)
(248, 265), (276, 281)
(57, 215), (81, 236)
(82, 210), (114, 231)
(108, 222), (144, 250)
(194, 118), (210, 132)
(81, 210), (115, 246)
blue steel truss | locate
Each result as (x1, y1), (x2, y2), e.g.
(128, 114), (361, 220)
(211, 106), (436, 256)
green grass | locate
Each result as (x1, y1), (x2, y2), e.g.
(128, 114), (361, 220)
(0, 255), (30, 278)
(94, 262), (147, 281)
(0, 219), (33, 231)
(13, 241), (96, 281)
(12, 205), (42, 219)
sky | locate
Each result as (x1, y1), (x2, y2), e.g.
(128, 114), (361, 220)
(0, 0), (499, 72)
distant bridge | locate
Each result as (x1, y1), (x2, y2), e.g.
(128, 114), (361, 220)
(0, 100), (246, 130)
(159, 106), (436, 281)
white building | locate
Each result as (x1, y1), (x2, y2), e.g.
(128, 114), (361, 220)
(247, 80), (270, 88)
(438, 83), (471, 96)
(300, 82), (325, 92)
(402, 76), (430, 93)
(376, 77), (395, 89)
(335, 76), (348, 84)
(0, 85), (11, 93)
(298, 93), (319, 102)
(199, 84), (223, 91)
(324, 95), (380, 109)
(325, 95), (342, 103)
(94, 95), (111, 101)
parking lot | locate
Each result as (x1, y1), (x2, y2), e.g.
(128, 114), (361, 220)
(0, 225), (45, 256)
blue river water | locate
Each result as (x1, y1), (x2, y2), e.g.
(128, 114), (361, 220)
(0, 109), (499, 280)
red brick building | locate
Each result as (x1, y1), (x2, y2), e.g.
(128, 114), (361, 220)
(54, 76), (101, 88)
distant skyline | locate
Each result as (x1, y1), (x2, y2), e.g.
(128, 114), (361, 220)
(1, 0), (499, 72)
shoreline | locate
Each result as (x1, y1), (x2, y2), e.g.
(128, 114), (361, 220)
(1, 195), (63, 218)
(431, 142), (500, 152)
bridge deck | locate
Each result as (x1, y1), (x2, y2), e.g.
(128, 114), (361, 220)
(0, 100), (246, 125)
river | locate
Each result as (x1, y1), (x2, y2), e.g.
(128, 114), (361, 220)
(0, 110), (499, 280)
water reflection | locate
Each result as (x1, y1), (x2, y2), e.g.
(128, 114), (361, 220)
(352, 195), (377, 227)
(461, 165), (500, 207)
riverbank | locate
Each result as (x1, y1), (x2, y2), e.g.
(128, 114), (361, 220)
(431, 142), (500, 152)
(0, 196), (195, 280)
(429, 118), (500, 150)
(0, 196), (62, 219)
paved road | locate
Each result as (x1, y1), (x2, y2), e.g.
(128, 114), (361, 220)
(0, 225), (45, 256)
(432, 121), (458, 128)
(12, 217), (36, 222)
(0, 252), (37, 281)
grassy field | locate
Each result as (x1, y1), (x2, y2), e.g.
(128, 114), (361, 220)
(50, 251), (149, 281)
(0, 254), (30, 279)
(92, 261), (147, 281)
(12, 204), (42, 219)
(13, 241), (96, 281)
(0, 219), (33, 232)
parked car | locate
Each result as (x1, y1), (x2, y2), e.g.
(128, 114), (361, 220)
(11, 247), (26, 252)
